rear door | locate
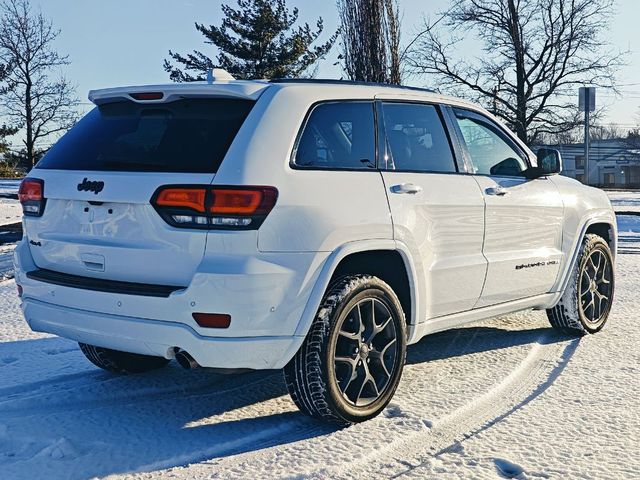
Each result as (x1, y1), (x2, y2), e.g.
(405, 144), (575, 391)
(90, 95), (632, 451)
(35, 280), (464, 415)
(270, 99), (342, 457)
(24, 97), (255, 286)
(448, 107), (564, 307)
(378, 100), (487, 319)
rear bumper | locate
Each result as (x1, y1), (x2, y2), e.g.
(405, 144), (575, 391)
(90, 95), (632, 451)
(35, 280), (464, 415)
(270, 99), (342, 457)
(14, 239), (329, 369)
(22, 297), (303, 369)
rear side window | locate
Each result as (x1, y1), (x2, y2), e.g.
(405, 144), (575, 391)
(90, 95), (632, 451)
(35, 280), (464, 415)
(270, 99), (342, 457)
(381, 102), (456, 173)
(294, 102), (376, 170)
(36, 98), (255, 173)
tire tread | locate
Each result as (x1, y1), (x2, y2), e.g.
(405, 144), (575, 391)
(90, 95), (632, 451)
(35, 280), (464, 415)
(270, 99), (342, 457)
(284, 274), (406, 425)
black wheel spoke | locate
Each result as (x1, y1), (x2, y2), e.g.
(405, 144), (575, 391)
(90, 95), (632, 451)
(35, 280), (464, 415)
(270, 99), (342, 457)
(366, 315), (393, 344)
(333, 297), (398, 407)
(356, 303), (365, 337)
(580, 248), (612, 324)
(335, 356), (359, 392)
(379, 336), (397, 357)
(338, 330), (360, 342)
(355, 366), (370, 404)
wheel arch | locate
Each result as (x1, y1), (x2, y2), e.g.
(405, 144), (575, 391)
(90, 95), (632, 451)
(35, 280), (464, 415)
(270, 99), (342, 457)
(294, 240), (420, 338)
(585, 222), (616, 255)
(550, 212), (617, 306)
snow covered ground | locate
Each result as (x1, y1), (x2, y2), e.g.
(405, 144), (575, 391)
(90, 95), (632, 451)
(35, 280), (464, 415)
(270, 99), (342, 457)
(607, 190), (640, 214)
(0, 193), (639, 479)
(0, 179), (21, 227)
(0, 199), (21, 227)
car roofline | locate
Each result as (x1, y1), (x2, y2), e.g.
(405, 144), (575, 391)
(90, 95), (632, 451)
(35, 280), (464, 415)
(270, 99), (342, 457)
(270, 78), (437, 94)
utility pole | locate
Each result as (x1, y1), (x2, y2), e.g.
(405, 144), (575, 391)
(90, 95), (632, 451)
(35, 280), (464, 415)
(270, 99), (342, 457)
(579, 87), (596, 185)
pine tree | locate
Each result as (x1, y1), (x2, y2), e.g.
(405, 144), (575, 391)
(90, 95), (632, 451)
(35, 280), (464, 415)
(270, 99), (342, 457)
(164, 0), (337, 81)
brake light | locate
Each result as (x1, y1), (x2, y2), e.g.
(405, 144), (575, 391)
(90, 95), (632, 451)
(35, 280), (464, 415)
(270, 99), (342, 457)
(151, 185), (278, 230)
(155, 188), (207, 212)
(18, 178), (46, 217)
(130, 92), (164, 101)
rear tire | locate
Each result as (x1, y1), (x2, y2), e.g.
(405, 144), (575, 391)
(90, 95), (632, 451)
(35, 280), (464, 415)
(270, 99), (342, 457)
(284, 275), (407, 425)
(79, 343), (170, 374)
(547, 234), (614, 334)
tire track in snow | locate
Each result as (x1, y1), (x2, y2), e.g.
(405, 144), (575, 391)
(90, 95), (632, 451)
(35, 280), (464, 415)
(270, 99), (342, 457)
(169, 327), (575, 480)
(0, 368), (281, 418)
(122, 327), (488, 478)
(320, 331), (580, 479)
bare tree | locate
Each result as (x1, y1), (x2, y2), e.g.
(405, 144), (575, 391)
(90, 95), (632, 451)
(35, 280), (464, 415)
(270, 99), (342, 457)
(338, 0), (403, 84)
(0, 0), (79, 169)
(408, 0), (626, 145)
(0, 62), (17, 155)
(590, 123), (625, 141)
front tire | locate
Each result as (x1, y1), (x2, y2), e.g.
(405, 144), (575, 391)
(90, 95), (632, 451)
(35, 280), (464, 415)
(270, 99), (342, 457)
(547, 233), (614, 334)
(284, 275), (407, 425)
(79, 343), (170, 374)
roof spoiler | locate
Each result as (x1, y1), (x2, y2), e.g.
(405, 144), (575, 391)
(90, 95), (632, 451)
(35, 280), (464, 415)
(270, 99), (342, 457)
(88, 72), (269, 106)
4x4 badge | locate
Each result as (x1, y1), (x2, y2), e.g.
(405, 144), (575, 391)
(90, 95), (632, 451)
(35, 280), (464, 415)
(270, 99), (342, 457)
(77, 178), (104, 195)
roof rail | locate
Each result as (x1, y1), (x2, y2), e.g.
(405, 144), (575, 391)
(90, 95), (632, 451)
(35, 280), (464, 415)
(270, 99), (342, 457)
(270, 78), (436, 94)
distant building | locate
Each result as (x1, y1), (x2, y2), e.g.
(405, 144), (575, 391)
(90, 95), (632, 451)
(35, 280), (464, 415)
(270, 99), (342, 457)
(536, 139), (640, 188)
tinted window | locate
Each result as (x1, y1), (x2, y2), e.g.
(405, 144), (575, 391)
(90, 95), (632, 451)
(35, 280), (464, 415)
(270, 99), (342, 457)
(37, 98), (255, 173)
(382, 103), (456, 173)
(453, 109), (527, 177)
(294, 102), (375, 169)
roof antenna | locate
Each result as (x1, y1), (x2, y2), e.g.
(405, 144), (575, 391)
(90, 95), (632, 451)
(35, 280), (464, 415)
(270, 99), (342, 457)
(206, 68), (214, 84)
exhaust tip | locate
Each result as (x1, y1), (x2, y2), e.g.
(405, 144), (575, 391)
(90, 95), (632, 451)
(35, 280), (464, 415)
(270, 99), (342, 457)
(175, 350), (199, 370)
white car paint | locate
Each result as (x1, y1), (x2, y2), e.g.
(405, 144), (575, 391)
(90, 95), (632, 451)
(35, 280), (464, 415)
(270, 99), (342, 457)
(13, 78), (616, 370)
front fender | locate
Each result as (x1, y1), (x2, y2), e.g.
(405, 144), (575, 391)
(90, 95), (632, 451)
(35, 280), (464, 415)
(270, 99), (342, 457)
(550, 209), (617, 306)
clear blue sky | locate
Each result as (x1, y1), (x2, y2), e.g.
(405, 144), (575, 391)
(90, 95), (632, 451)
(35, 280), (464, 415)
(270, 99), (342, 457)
(30, 0), (640, 128)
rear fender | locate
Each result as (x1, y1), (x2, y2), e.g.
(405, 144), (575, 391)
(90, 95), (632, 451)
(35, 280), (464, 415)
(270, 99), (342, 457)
(293, 240), (420, 338)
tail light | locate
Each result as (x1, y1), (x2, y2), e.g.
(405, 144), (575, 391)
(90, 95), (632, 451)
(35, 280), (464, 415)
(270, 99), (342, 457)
(18, 178), (46, 217)
(151, 185), (278, 230)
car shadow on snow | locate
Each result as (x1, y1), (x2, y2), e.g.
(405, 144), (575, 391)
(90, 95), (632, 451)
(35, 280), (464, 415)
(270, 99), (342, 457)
(0, 325), (577, 479)
(406, 325), (576, 365)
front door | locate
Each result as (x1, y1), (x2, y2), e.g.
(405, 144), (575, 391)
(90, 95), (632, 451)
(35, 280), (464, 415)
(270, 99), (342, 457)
(450, 107), (564, 307)
(378, 101), (487, 319)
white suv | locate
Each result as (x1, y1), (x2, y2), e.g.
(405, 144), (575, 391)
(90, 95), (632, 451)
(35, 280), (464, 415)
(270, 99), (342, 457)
(14, 74), (616, 424)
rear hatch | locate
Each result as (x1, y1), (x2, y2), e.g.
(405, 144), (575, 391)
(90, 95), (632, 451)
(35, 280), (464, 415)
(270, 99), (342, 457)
(24, 95), (256, 287)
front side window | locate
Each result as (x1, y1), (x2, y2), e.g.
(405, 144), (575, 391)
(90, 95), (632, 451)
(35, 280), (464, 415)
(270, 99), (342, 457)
(453, 109), (528, 177)
(381, 102), (457, 173)
(294, 102), (376, 170)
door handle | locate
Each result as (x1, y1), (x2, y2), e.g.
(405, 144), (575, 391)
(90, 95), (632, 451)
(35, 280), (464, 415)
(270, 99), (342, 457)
(390, 183), (422, 195)
(485, 186), (509, 196)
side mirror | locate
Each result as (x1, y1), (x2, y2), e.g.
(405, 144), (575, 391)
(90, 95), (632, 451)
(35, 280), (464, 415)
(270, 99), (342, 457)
(524, 148), (563, 180)
(536, 148), (562, 175)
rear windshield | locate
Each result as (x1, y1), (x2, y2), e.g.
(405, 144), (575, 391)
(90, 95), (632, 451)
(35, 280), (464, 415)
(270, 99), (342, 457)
(36, 98), (255, 173)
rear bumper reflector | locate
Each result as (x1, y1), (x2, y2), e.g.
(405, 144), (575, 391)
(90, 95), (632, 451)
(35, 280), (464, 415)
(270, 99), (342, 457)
(192, 313), (231, 329)
(26, 269), (185, 298)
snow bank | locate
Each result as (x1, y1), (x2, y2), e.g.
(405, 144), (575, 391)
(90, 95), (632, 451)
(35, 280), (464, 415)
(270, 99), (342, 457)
(0, 199), (21, 226)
